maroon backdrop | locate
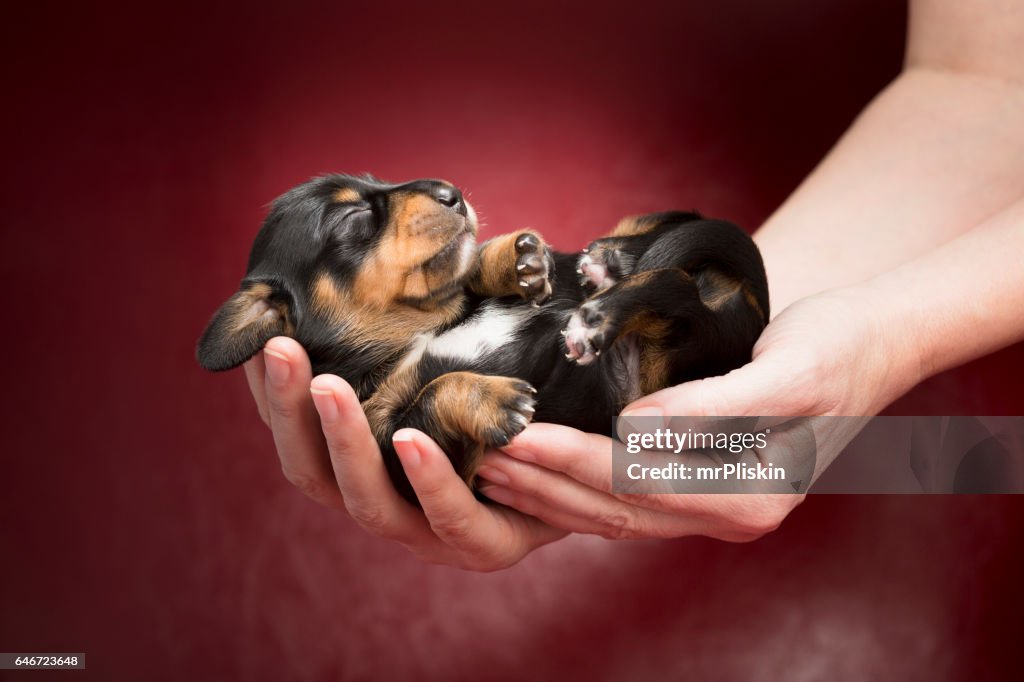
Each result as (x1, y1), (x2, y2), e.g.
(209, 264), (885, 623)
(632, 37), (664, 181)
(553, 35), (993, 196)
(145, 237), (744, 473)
(2, 1), (1022, 680)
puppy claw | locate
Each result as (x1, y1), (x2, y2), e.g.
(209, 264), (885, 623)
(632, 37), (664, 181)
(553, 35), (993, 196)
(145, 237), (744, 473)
(476, 377), (537, 447)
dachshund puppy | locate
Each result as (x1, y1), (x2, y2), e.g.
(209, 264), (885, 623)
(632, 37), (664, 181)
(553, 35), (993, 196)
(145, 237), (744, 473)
(197, 175), (769, 504)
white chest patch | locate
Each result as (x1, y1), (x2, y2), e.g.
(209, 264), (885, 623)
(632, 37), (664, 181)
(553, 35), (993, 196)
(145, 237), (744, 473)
(427, 304), (530, 362)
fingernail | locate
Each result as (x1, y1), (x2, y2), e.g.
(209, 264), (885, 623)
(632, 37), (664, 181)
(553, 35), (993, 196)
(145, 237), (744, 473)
(500, 443), (536, 462)
(393, 431), (421, 468)
(264, 347), (290, 386)
(476, 465), (511, 486)
(621, 406), (663, 419)
(310, 386), (338, 422)
(620, 406), (666, 433)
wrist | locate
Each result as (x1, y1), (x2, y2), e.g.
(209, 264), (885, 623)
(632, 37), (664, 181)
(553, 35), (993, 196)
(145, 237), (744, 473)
(854, 277), (929, 411)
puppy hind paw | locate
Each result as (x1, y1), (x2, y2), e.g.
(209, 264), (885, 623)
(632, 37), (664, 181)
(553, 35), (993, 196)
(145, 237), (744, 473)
(477, 378), (537, 446)
(577, 240), (631, 291)
(562, 303), (610, 365)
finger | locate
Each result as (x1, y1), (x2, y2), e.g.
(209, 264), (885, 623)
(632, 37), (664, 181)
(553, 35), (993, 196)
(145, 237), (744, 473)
(475, 481), (602, 532)
(393, 429), (511, 561)
(263, 337), (342, 509)
(477, 481), (622, 537)
(243, 350), (270, 427)
(499, 423), (615, 491)
(477, 452), (715, 540)
(468, 489), (571, 565)
(310, 382), (560, 570)
(309, 374), (430, 541)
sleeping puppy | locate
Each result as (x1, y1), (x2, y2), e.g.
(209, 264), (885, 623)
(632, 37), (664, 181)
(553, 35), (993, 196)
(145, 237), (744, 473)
(197, 175), (769, 504)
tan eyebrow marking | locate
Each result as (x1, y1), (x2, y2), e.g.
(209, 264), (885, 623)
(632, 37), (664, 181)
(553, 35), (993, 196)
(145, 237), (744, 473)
(612, 214), (660, 237)
(334, 187), (362, 203)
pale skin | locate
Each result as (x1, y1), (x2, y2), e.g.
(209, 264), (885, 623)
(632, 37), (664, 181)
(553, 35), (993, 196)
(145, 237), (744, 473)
(243, 0), (1024, 570)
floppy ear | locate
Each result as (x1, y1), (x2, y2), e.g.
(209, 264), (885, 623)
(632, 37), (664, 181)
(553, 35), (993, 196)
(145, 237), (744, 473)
(196, 281), (295, 371)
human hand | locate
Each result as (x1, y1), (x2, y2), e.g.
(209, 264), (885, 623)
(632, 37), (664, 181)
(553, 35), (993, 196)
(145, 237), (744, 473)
(474, 286), (912, 541)
(243, 337), (566, 571)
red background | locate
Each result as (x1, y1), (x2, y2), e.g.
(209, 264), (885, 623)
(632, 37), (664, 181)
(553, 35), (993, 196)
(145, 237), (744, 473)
(2, 1), (1022, 680)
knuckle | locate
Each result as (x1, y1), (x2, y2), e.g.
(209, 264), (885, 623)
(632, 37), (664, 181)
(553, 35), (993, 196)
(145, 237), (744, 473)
(281, 467), (336, 505)
(430, 514), (476, 545)
(594, 508), (636, 540)
(267, 396), (301, 423)
(562, 457), (595, 488)
(345, 500), (391, 534)
(460, 540), (519, 572)
(412, 478), (449, 503)
(257, 406), (272, 429)
(280, 465), (312, 490)
(696, 378), (730, 417)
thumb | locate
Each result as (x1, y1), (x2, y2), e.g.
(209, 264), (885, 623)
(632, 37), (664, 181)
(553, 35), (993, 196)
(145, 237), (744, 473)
(623, 356), (798, 419)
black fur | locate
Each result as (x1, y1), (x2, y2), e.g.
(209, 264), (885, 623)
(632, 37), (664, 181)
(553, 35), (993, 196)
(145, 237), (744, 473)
(198, 175), (769, 505)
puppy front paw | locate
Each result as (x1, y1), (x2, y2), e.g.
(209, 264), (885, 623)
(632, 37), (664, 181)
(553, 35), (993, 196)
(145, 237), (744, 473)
(577, 239), (634, 291)
(562, 301), (614, 365)
(514, 232), (555, 305)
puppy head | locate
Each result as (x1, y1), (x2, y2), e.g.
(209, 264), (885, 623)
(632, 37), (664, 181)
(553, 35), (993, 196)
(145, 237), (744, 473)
(197, 174), (479, 371)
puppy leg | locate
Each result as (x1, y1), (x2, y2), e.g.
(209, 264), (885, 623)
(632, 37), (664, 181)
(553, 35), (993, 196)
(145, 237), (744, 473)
(468, 231), (555, 304)
(563, 269), (712, 366)
(577, 212), (704, 291)
(398, 372), (537, 492)
(402, 372), (537, 448)
(364, 361), (535, 449)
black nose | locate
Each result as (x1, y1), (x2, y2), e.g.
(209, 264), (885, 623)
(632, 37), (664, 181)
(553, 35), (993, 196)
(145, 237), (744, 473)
(428, 184), (466, 215)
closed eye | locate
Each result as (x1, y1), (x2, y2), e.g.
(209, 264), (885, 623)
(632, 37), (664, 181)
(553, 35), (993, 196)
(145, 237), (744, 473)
(325, 202), (376, 241)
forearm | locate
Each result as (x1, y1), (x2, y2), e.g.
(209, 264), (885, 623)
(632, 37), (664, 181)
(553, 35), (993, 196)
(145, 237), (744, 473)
(868, 198), (1024, 398)
(755, 68), (1024, 313)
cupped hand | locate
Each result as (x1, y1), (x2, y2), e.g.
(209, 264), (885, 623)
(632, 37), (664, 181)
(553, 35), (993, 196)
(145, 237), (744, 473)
(243, 337), (566, 571)
(474, 286), (912, 541)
